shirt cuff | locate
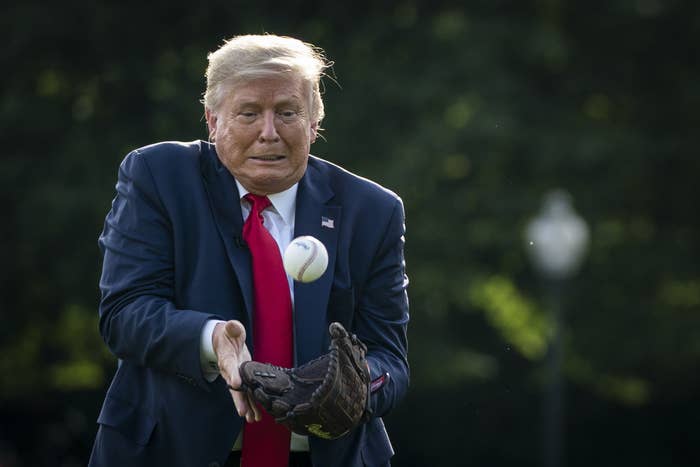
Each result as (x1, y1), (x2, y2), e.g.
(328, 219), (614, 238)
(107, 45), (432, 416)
(200, 319), (226, 382)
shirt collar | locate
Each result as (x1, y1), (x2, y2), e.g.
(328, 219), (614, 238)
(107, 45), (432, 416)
(235, 180), (298, 227)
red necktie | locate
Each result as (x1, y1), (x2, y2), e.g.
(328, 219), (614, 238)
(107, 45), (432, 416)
(241, 193), (293, 467)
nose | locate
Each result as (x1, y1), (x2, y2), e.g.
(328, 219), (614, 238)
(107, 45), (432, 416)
(258, 111), (280, 142)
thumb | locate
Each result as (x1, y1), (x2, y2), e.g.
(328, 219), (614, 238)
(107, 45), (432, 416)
(224, 320), (246, 342)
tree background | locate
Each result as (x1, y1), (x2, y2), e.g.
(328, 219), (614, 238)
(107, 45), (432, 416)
(1, 1), (699, 466)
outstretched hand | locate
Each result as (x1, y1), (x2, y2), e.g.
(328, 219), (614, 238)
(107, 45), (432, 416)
(212, 320), (261, 423)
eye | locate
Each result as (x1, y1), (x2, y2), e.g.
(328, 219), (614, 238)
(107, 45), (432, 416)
(278, 109), (299, 121)
(236, 111), (257, 122)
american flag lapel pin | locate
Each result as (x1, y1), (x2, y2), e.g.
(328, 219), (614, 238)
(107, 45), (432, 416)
(321, 216), (335, 229)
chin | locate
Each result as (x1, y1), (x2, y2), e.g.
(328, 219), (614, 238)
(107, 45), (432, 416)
(247, 177), (293, 195)
(240, 166), (306, 194)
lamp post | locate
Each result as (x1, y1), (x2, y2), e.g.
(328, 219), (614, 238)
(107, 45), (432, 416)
(525, 189), (589, 467)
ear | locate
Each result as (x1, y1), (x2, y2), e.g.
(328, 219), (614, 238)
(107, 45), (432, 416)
(310, 121), (318, 144)
(205, 108), (217, 141)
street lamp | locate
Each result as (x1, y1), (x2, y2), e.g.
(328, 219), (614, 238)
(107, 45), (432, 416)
(525, 189), (589, 467)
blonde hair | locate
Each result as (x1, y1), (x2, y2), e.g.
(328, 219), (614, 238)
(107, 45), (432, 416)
(203, 34), (331, 125)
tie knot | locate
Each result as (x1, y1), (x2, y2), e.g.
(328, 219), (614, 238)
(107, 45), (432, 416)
(245, 193), (272, 213)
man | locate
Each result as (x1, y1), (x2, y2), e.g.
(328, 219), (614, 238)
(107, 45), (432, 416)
(89, 34), (409, 467)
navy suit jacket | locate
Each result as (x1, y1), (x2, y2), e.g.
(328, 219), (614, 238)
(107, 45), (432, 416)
(89, 141), (409, 467)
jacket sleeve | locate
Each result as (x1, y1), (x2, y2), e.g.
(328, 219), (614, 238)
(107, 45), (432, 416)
(356, 198), (410, 418)
(98, 150), (222, 389)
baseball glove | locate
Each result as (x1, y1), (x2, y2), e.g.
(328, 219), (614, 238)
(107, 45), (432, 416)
(239, 322), (372, 440)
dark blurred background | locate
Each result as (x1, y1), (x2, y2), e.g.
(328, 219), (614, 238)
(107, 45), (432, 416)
(1, 1), (699, 466)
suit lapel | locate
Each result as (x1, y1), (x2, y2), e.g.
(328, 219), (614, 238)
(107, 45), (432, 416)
(200, 144), (254, 326)
(293, 160), (340, 365)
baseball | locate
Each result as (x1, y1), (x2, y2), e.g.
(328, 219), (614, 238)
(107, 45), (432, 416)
(283, 235), (329, 283)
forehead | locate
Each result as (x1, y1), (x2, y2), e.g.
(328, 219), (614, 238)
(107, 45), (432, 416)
(225, 75), (308, 106)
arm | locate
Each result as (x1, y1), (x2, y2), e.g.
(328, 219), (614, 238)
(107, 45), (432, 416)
(98, 150), (223, 388)
(355, 198), (410, 418)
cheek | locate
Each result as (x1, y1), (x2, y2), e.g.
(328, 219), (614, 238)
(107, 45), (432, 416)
(214, 131), (234, 157)
(214, 121), (237, 146)
(290, 124), (315, 148)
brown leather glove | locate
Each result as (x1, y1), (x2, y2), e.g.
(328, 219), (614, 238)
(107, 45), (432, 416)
(239, 322), (372, 439)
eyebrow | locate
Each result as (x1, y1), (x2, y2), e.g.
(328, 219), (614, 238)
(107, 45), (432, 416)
(233, 95), (304, 107)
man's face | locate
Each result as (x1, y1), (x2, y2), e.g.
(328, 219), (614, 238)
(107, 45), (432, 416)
(206, 75), (317, 195)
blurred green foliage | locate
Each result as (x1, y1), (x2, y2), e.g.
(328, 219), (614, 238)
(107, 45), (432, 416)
(1, 1), (699, 466)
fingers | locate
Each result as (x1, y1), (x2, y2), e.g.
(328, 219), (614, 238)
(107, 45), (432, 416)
(229, 386), (261, 423)
(247, 392), (261, 421)
(231, 388), (252, 422)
